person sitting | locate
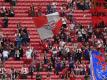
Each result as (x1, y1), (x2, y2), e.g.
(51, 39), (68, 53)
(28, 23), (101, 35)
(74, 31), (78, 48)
(36, 72), (42, 80)
(8, 6), (15, 17)
(21, 65), (28, 79)
(3, 16), (8, 28)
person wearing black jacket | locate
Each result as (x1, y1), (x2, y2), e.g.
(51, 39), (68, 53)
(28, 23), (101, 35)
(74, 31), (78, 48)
(8, 7), (15, 17)
(3, 16), (8, 28)
(29, 64), (35, 79)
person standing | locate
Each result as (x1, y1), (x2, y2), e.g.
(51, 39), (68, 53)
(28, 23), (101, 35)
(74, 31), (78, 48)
(11, 0), (17, 6)
(3, 16), (8, 28)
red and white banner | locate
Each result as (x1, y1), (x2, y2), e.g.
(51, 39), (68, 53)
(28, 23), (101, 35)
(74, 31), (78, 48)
(33, 12), (62, 40)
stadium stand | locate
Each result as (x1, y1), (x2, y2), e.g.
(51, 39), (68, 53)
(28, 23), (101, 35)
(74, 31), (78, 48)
(0, 0), (107, 80)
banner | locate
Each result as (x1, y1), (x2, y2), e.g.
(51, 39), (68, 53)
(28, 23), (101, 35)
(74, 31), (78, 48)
(90, 50), (107, 80)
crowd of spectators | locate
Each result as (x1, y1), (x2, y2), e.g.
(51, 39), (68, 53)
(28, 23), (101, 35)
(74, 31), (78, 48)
(0, 0), (107, 80)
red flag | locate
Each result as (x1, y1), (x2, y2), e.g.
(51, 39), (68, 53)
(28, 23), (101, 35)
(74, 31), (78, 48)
(33, 16), (48, 28)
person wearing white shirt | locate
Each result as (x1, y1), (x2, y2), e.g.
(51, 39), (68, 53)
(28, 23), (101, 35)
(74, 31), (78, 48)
(26, 47), (33, 59)
(70, 23), (75, 30)
(77, 30), (82, 42)
(62, 18), (67, 28)
(2, 49), (9, 61)
(21, 65), (28, 79)
(59, 40), (66, 47)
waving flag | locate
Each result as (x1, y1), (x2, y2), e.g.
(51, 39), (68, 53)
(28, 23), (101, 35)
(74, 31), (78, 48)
(33, 12), (62, 40)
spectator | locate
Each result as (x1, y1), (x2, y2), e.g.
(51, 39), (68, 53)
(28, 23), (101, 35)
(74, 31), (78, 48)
(52, 2), (57, 13)
(14, 49), (21, 60)
(25, 46), (33, 59)
(15, 34), (22, 48)
(36, 72), (42, 80)
(29, 4), (35, 17)
(22, 27), (30, 45)
(9, 42), (15, 57)
(75, 48), (82, 63)
(1, 6), (7, 17)
(47, 62), (52, 72)
(60, 5), (66, 17)
(11, 0), (17, 6)
(44, 53), (48, 64)
(47, 3), (52, 14)
(88, 23), (93, 38)
(8, 6), (15, 17)
(10, 66), (18, 80)
(0, 65), (6, 76)
(62, 18), (67, 28)
(2, 49), (9, 62)
(37, 6), (42, 16)
(1, 70), (7, 80)
(21, 65), (28, 79)
(55, 61), (61, 75)
(19, 46), (23, 57)
(3, 16), (8, 28)
(77, 29), (83, 42)
(28, 63), (35, 79)
(69, 60), (74, 73)
(17, 22), (22, 33)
